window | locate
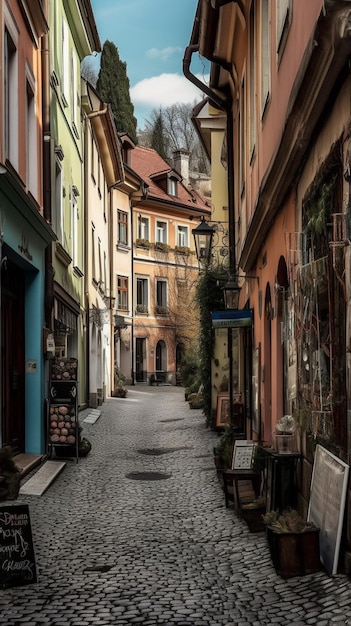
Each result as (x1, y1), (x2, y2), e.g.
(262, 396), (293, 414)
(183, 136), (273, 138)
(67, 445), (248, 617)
(239, 75), (246, 196)
(261, 0), (271, 117)
(156, 279), (167, 311)
(276, 0), (291, 54)
(4, 25), (18, 167)
(118, 211), (128, 245)
(91, 223), (96, 281)
(26, 75), (37, 196)
(71, 187), (79, 267)
(136, 277), (148, 312)
(249, 4), (256, 160)
(117, 276), (128, 310)
(62, 18), (69, 106)
(177, 225), (189, 247)
(156, 220), (167, 244)
(168, 177), (177, 196)
(91, 131), (96, 182)
(98, 237), (102, 285)
(54, 160), (63, 243)
(71, 51), (79, 137)
(138, 216), (149, 240)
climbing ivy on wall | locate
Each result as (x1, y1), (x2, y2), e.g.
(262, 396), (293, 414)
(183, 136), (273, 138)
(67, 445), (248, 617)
(196, 263), (226, 425)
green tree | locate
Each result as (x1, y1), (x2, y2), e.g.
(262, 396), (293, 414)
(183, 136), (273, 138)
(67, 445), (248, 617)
(96, 40), (137, 142)
(150, 110), (169, 160)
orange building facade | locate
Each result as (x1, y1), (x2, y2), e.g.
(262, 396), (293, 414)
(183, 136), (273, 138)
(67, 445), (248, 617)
(186, 0), (351, 570)
(130, 146), (210, 385)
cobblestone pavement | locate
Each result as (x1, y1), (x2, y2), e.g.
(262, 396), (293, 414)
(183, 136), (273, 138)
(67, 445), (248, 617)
(1, 386), (351, 626)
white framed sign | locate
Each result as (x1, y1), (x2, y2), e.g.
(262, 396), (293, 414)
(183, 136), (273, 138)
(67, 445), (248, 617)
(308, 444), (349, 576)
(232, 440), (257, 470)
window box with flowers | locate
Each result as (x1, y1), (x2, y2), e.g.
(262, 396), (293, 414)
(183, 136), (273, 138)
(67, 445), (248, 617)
(136, 238), (151, 249)
(175, 245), (191, 256)
(154, 242), (171, 252)
(155, 305), (168, 316)
(136, 304), (148, 314)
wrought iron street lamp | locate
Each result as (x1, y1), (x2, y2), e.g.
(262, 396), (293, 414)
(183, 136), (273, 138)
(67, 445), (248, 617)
(223, 275), (241, 310)
(192, 216), (215, 264)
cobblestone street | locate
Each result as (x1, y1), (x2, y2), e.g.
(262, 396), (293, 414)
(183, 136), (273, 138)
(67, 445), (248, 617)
(1, 386), (351, 625)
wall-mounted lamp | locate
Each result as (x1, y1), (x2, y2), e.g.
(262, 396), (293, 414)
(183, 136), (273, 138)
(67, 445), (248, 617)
(192, 216), (215, 263)
(223, 275), (241, 310)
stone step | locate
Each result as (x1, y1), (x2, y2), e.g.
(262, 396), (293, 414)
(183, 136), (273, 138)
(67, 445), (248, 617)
(19, 460), (66, 496)
(14, 453), (44, 478)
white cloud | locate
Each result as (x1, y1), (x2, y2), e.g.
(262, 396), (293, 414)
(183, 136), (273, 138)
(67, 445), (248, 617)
(130, 73), (209, 109)
(146, 47), (183, 61)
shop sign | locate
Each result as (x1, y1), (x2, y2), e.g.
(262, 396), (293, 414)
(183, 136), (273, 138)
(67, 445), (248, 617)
(211, 309), (253, 328)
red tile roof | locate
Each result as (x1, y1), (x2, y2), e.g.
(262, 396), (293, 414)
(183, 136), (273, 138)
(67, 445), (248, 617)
(130, 145), (210, 213)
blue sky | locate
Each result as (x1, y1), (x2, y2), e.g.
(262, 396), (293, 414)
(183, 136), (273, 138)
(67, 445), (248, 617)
(89, 0), (209, 129)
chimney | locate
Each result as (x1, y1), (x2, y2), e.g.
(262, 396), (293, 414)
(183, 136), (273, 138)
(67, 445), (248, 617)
(173, 149), (190, 186)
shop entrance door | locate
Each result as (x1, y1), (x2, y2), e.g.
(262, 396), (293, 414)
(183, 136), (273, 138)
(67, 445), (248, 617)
(1, 259), (25, 451)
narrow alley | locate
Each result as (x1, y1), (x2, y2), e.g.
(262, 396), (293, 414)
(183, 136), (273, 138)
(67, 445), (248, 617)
(1, 386), (351, 626)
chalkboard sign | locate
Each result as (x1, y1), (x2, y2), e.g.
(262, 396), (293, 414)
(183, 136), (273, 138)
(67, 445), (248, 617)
(308, 445), (349, 576)
(0, 504), (37, 588)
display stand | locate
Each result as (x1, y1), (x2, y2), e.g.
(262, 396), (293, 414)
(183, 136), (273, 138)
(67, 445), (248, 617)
(48, 358), (79, 463)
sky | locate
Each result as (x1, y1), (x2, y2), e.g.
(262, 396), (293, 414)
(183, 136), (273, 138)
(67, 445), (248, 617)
(89, 0), (209, 130)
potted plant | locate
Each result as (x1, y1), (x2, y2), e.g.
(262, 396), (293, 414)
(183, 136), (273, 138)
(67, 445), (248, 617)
(263, 508), (321, 577)
(274, 415), (296, 453)
(0, 447), (21, 500)
(213, 428), (235, 471)
(112, 365), (128, 398)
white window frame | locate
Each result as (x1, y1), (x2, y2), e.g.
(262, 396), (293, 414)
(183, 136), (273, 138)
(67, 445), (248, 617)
(177, 225), (189, 247)
(71, 187), (79, 267)
(55, 159), (64, 243)
(138, 216), (149, 240)
(168, 177), (177, 197)
(61, 17), (69, 106)
(156, 220), (167, 244)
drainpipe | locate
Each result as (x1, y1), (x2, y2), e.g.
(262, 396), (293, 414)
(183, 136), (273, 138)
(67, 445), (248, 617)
(42, 0), (54, 334)
(86, 105), (108, 120)
(183, 0), (239, 428)
(183, 13), (236, 271)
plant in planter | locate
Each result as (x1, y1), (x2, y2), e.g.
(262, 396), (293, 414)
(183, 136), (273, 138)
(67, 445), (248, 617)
(213, 428), (235, 471)
(0, 447), (21, 500)
(113, 365), (128, 398)
(263, 508), (321, 577)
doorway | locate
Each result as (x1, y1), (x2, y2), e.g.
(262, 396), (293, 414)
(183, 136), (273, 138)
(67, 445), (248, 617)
(135, 338), (146, 382)
(1, 259), (25, 451)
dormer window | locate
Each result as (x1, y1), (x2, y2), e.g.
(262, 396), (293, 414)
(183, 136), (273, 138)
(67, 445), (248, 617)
(168, 176), (177, 197)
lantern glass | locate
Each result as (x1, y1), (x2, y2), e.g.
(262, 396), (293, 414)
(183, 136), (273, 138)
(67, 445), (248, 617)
(223, 278), (240, 310)
(192, 219), (214, 263)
